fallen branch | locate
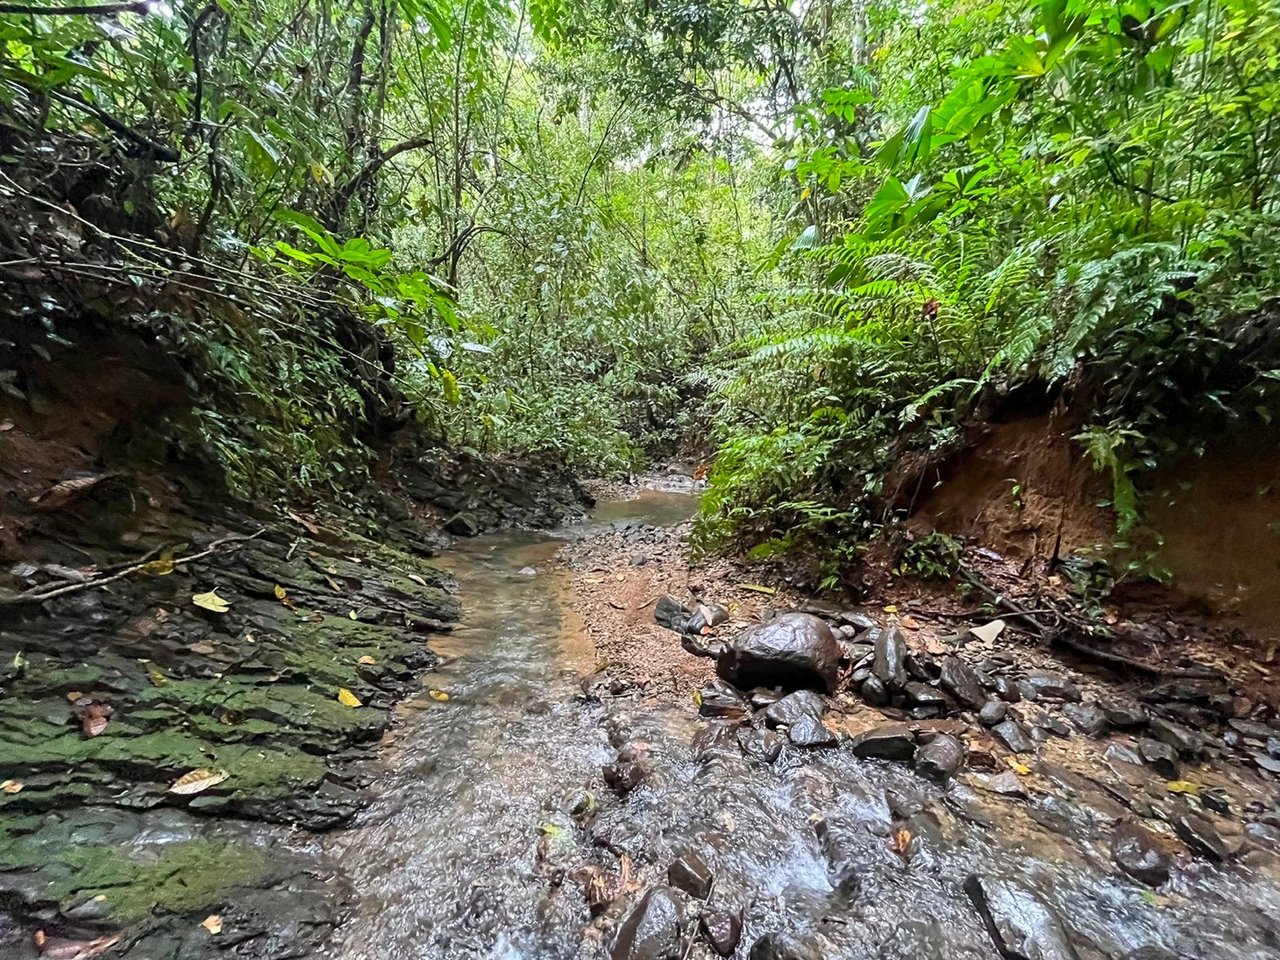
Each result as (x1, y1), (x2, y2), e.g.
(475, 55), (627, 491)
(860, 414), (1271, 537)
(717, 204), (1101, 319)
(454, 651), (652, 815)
(0, 530), (263, 607)
(0, 1), (148, 13)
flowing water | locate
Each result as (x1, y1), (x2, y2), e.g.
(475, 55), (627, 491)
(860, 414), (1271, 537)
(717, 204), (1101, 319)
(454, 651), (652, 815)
(323, 493), (1280, 960)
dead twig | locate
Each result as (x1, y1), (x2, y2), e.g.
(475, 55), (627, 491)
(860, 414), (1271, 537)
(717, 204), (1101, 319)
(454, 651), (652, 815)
(0, 530), (263, 607)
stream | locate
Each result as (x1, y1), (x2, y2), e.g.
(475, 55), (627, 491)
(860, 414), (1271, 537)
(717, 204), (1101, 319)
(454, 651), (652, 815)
(319, 493), (1280, 960)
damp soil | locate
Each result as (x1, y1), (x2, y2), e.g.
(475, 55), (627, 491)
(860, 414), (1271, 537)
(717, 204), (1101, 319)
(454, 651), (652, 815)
(316, 487), (1280, 960)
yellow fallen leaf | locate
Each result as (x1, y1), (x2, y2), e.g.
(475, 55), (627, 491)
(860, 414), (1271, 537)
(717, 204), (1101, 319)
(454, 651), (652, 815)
(201, 914), (223, 935)
(338, 688), (362, 708)
(428, 689), (450, 702)
(192, 590), (231, 613)
(66, 691), (84, 702)
(739, 583), (776, 595)
(692, 689), (703, 707)
(2, 779), (23, 794)
(273, 584), (288, 600)
(169, 769), (228, 795)
(883, 604), (899, 614)
(358, 655), (377, 665)
(348, 610), (358, 621)
(148, 669), (169, 687)
(1167, 780), (1199, 795)
(1006, 756), (1032, 776)
(141, 547), (175, 576)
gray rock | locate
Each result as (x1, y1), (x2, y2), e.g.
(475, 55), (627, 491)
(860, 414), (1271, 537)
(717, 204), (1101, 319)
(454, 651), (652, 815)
(978, 701), (1008, 726)
(994, 676), (1022, 702)
(859, 674), (890, 706)
(1111, 821), (1172, 886)
(1149, 717), (1204, 758)
(1063, 702), (1108, 738)
(1099, 697), (1149, 728)
(717, 614), (841, 693)
(611, 886), (682, 960)
(1138, 738), (1179, 779)
(1041, 715), (1072, 738)
(763, 689), (825, 728)
(698, 680), (748, 719)
(700, 911), (742, 958)
(748, 934), (823, 960)
(983, 770), (1028, 798)
(904, 681), (947, 707)
(873, 625), (909, 689)
(1171, 808), (1236, 861)
(789, 713), (838, 748)
(979, 879), (1082, 960)
(1268, 737), (1280, 760)
(655, 595), (691, 632)
(915, 734), (964, 783)
(690, 724), (739, 763)
(994, 719), (1035, 754)
(667, 850), (713, 900)
(604, 742), (652, 793)
(738, 727), (784, 763)
(939, 656), (986, 710)
(850, 723), (916, 762)
(1254, 753), (1280, 774)
(1023, 671), (1083, 702)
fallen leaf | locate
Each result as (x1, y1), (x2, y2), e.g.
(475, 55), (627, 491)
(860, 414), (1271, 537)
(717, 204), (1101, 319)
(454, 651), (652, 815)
(1166, 780), (1199, 795)
(2, 779), (23, 794)
(30, 474), (106, 511)
(347, 610), (358, 621)
(969, 619), (1006, 644)
(740, 583), (776, 595)
(140, 547), (175, 576)
(285, 510), (321, 536)
(169, 769), (228, 795)
(273, 584), (288, 600)
(407, 573), (428, 587)
(1139, 889), (1167, 908)
(889, 827), (912, 854)
(192, 590), (231, 613)
(900, 615), (921, 630)
(925, 637), (949, 655)
(200, 914), (223, 935)
(692, 689), (703, 707)
(32, 931), (121, 959)
(358, 655), (377, 665)
(883, 604), (899, 614)
(1005, 756), (1032, 776)
(338, 688), (362, 708)
(427, 689), (450, 702)
(147, 669), (169, 686)
(65, 691), (84, 702)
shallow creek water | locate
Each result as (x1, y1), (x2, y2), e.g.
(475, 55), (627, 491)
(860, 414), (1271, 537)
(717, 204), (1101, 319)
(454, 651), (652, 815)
(322, 493), (1280, 960)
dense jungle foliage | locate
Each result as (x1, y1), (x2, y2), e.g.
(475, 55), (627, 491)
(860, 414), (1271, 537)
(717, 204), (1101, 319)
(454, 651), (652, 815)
(2, 0), (1278, 574)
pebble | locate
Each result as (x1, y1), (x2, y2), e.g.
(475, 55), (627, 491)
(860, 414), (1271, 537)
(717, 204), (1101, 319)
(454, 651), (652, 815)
(788, 713), (838, 748)
(979, 700), (1008, 726)
(859, 674), (890, 706)
(667, 849), (713, 899)
(1062, 702), (1108, 738)
(994, 676), (1022, 702)
(700, 911), (742, 957)
(1138, 738), (1180, 779)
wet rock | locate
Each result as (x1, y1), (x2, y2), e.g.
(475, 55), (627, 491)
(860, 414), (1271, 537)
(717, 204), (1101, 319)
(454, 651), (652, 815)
(1118, 949), (1179, 960)
(983, 770), (1029, 799)
(604, 742), (652, 794)
(837, 610), (878, 631)
(994, 676), (1021, 702)
(993, 719), (1035, 754)
(939, 656), (985, 710)
(1228, 718), (1280, 742)
(977, 878), (1081, 960)
(1041, 714), (1072, 738)
(611, 886), (682, 960)
(850, 723), (916, 762)
(748, 933), (823, 960)
(1171, 807), (1237, 861)
(655, 595), (691, 633)
(789, 714), (838, 748)
(667, 850), (713, 900)
(1138, 738), (1179, 779)
(691, 724), (740, 764)
(903, 681), (947, 708)
(717, 614), (840, 693)
(698, 681), (748, 719)
(1149, 717), (1203, 758)
(1257, 753), (1280, 774)
(737, 727), (784, 764)
(749, 688), (783, 708)
(859, 674), (890, 706)
(1099, 697), (1149, 728)
(905, 652), (941, 681)
(873, 625), (909, 689)
(763, 689), (825, 728)
(1062, 702), (1108, 738)
(914, 734), (964, 783)
(1022, 671), (1083, 702)
(445, 511), (480, 536)
(1268, 737), (1280, 759)
(687, 604), (730, 634)
(1111, 821), (1173, 886)
(978, 701), (1007, 726)
(700, 910), (742, 957)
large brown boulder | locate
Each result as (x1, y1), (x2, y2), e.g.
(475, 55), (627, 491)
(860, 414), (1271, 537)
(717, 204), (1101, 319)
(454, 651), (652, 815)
(716, 613), (840, 693)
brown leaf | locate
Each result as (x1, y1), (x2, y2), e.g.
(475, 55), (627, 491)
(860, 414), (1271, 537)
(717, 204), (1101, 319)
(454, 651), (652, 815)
(169, 769), (229, 795)
(2, 779), (23, 794)
(34, 931), (121, 960)
(30, 474), (106, 511)
(889, 827), (912, 854)
(900, 616), (921, 630)
(285, 509), (321, 536)
(200, 915), (223, 935)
